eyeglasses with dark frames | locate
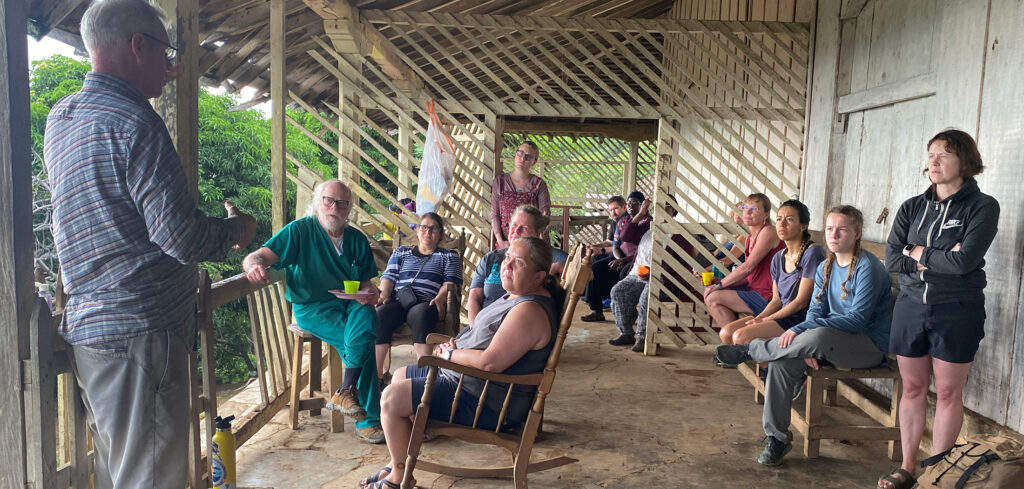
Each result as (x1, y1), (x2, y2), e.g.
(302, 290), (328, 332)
(418, 224), (441, 233)
(321, 196), (351, 209)
(514, 150), (537, 162)
(139, 32), (178, 63)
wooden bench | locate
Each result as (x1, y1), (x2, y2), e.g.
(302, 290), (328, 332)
(737, 360), (901, 460)
(736, 233), (902, 460)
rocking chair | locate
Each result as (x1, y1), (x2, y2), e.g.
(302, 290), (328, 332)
(400, 242), (592, 489)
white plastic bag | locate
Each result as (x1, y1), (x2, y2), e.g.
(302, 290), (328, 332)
(415, 100), (456, 214)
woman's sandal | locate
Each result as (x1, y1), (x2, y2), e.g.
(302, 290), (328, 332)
(877, 468), (917, 489)
(358, 466), (391, 488)
(365, 479), (399, 489)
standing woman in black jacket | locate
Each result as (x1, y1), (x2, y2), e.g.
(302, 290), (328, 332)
(878, 129), (1000, 489)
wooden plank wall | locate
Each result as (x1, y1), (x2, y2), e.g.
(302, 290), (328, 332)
(803, 0), (1024, 433)
(1, 0), (33, 485)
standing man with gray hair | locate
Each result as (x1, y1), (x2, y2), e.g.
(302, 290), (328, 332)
(43, 1), (257, 488)
(243, 179), (384, 443)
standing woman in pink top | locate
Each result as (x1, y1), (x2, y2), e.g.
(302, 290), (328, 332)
(704, 193), (785, 328)
(490, 141), (551, 249)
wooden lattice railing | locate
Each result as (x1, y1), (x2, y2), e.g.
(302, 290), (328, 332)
(23, 267), (304, 489)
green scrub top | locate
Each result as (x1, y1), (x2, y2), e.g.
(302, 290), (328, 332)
(264, 216), (378, 304)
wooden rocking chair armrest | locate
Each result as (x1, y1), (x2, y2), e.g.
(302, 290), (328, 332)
(416, 356), (545, 386)
(425, 333), (453, 345)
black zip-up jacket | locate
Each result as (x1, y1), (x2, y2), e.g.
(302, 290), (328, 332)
(885, 178), (999, 305)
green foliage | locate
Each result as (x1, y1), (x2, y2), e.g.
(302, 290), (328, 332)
(28, 54), (428, 385)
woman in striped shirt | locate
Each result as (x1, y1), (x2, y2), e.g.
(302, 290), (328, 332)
(375, 212), (463, 384)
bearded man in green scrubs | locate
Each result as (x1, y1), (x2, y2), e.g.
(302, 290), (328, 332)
(243, 179), (384, 443)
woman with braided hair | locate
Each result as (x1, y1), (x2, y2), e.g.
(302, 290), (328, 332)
(718, 199), (825, 346)
(714, 205), (893, 467)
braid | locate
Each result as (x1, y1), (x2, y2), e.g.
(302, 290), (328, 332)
(839, 240), (862, 300)
(814, 251), (835, 303)
(790, 230), (812, 268)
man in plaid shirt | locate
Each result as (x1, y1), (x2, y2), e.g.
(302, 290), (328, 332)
(43, 1), (256, 487)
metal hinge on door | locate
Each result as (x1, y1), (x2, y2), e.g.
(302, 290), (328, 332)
(21, 359), (34, 388)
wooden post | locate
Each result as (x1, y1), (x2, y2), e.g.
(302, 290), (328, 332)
(397, 119), (412, 200)
(624, 140), (639, 194)
(153, 0), (199, 201)
(488, 114), (504, 182)
(0, 0), (32, 485)
(270, 0), (287, 232)
(337, 61), (361, 209)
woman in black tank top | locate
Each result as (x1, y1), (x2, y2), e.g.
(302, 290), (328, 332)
(359, 237), (561, 489)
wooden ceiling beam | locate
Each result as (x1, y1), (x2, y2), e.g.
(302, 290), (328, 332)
(502, 119), (657, 142)
(303, 0), (425, 94)
(27, 0), (82, 39)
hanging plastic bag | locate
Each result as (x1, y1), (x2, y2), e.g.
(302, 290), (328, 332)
(416, 100), (456, 214)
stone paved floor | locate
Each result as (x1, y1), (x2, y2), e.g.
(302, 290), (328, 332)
(230, 315), (898, 488)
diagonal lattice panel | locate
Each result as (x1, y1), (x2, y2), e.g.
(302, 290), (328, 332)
(293, 12), (808, 347)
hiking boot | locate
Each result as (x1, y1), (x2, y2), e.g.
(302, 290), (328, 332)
(355, 424), (385, 444)
(328, 386), (366, 421)
(714, 344), (751, 367)
(632, 338), (645, 352)
(757, 435), (792, 466)
(608, 333), (634, 346)
(581, 310), (606, 322)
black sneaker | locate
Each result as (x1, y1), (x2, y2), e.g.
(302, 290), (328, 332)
(714, 344), (751, 367)
(581, 311), (606, 322)
(757, 436), (792, 466)
(608, 334), (635, 346)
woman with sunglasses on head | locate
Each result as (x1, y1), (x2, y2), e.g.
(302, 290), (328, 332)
(375, 212), (463, 386)
(718, 199), (826, 346)
(704, 193), (786, 329)
(490, 140), (551, 249)
(878, 129), (1000, 489)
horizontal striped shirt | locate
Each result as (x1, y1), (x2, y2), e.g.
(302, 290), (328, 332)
(44, 72), (245, 345)
(382, 246), (463, 302)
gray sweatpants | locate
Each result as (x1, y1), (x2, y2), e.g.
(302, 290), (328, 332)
(68, 326), (193, 489)
(610, 275), (649, 338)
(748, 327), (885, 442)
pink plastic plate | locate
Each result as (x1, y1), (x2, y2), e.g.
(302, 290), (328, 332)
(328, 290), (374, 300)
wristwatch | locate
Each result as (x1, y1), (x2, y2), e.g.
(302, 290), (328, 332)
(902, 244), (915, 257)
(443, 348), (454, 361)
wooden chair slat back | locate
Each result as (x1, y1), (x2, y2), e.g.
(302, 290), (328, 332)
(539, 246), (592, 397)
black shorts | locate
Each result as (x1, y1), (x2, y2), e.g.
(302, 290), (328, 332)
(889, 297), (986, 363)
(775, 315), (804, 330)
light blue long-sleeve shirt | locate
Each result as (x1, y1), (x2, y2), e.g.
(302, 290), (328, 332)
(790, 250), (892, 352)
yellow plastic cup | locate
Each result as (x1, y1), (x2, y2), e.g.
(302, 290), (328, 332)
(343, 280), (360, 294)
(701, 272), (714, 286)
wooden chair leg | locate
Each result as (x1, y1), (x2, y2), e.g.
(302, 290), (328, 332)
(824, 378), (838, 406)
(328, 345), (344, 433)
(754, 364), (764, 405)
(803, 372), (824, 458)
(288, 335), (303, 429)
(402, 366), (438, 489)
(888, 376), (902, 461)
(309, 339), (322, 417)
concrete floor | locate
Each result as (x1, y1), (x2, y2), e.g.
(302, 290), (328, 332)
(231, 316), (899, 488)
